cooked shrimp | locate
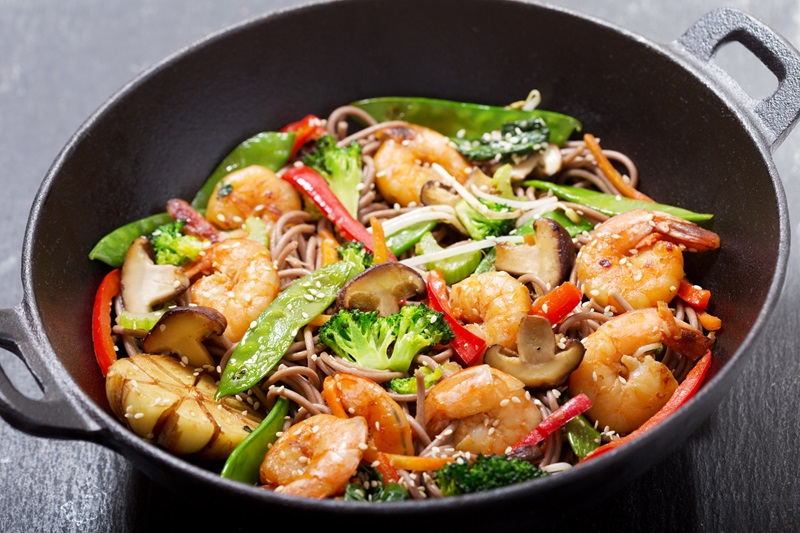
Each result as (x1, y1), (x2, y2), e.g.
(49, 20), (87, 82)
(575, 208), (720, 310)
(448, 271), (532, 350)
(205, 165), (302, 231)
(259, 413), (368, 499)
(424, 365), (543, 455)
(322, 373), (414, 456)
(373, 124), (472, 206)
(189, 238), (279, 342)
(569, 301), (713, 434)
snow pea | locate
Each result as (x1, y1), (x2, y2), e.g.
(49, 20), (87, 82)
(88, 212), (174, 267)
(216, 257), (364, 399)
(564, 413), (602, 460)
(415, 231), (482, 284)
(524, 180), (713, 223)
(350, 96), (581, 146)
(386, 220), (436, 256)
(220, 397), (289, 485)
(191, 131), (296, 210)
(516, 209), (594, 238)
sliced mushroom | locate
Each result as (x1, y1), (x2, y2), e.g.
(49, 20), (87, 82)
(420, 180), (461, 207)
(121, 236), (190, 313)
(495, 217), (575, 288)
(337, 262), (426, 316)
(142, 306), (227, 368)
(509, 143), (563, 179)
(483, 315), (585, 388)
(106, 354), (262, 460)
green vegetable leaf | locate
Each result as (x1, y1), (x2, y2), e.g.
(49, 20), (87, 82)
(455, 118), (549, 161)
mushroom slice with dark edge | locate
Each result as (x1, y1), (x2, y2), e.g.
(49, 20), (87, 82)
(120, 236), (190, 314)
(420, 180), (461, 207)
(142, 306), (227, 368)
(337, 262), (426, 316)
(495, 217), (575, 289)
(483, 314), (585, 389)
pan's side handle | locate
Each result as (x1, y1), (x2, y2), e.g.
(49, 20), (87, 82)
(675, 8), (800, 151)
(0, 306), (100, 439)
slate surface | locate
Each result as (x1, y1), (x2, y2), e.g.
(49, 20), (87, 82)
(0, 1), (798, 531)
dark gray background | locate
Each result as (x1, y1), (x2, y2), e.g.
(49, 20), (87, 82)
(1, 0), (798, 531)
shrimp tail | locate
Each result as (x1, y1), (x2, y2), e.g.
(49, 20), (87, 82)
(657, 301), (713, 361)
(652, 215), (720, 252)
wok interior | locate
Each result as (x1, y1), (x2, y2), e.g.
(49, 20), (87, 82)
(26, 0), (780, 484)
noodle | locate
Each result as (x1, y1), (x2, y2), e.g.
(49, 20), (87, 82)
(97, 97), (721, 502)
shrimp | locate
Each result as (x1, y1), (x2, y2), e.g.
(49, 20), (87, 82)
(373, 124), (472, 207)
(205, 165), (302, 231)
(569, 301), (714, 434)
(424, 365), (543, 455)
(321, 373), (415, 456)
(259, 413), (368, 499)
(575, 208), (720, 310)
(189, 238), (279, 342)
(448, 271), (532, 350)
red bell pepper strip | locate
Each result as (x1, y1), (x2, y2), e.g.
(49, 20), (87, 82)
(529, 281), (583, 325)
(91, 268), (121, 376)
(677, 278), (711, 310)
(281, 165), (397, 260)
(166, 198), (219, 242)
(512, 392), (593, 450)
(280, 114), (327, 157)
(425, 269), (486, 365)
(581, 350), (713, 462)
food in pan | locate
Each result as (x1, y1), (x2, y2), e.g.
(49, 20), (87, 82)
(89, 92), (721, 501)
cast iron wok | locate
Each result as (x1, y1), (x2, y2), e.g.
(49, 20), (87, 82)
(0, 0), (797, 527)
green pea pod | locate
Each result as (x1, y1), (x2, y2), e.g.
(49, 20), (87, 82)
(88, 212), (175, 267)
(524, 180), (714, 223)
(473, 247), (495, 274)
(350, 96), (581, 146)
(216, 258), (364, 399)
(386, 220), (437, 256)
(564, 414), (602, 460)
(191, 131), (296, 210)
(516, 210), (594, 238)
(220, 397), (289, 485)
(415, 231), (482, 285)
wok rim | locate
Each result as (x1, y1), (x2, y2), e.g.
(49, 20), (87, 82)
(15, 0), (792, 516)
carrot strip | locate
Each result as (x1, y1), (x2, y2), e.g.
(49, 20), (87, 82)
(318, 226), (341, 267)
(698, 311), (722, 331)
(378, 452), (454, 471)
(370, 216), (390, 264)
(584, 133), (653, 202)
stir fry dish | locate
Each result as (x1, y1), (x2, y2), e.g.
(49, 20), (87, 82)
(89, 93), (721, 501)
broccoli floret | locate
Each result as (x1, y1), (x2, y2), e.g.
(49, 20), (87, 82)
(337, 240), (374, 271)
(454, 199), (515, 241)
(302, 134), (362, 218)
(318, 303), (452, 373)
(435, 454), (547, 496)
(387, 364), (443, 394)
(389, 304), (454, 372)
(149, 220), (208, 266)
(344, 464), (410, 502)
(318, 309), (397, 370)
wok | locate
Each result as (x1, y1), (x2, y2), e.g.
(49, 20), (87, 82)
(0, 0), (796, 527)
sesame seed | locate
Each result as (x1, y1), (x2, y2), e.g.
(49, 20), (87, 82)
(592, 371), (598, 382)
(499, 399), (510, 407)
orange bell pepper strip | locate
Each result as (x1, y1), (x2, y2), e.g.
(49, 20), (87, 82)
(91, 268), (121, 376)
(529, 281), (583, 325)
(582, 351), (713, 462)
(369, 216), (390, 264)
(677, 278), (712, 310)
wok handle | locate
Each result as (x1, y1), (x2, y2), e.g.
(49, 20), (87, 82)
(676, 7), (800, 150)
(0, 306), (101, 439)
